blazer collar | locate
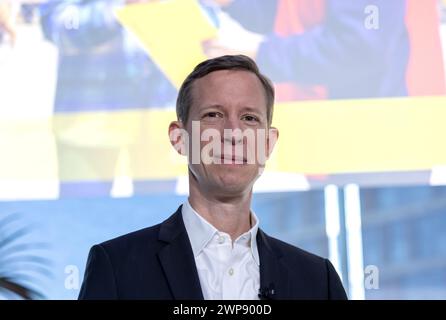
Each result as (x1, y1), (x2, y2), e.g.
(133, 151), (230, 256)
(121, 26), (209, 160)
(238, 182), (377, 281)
(157, 206), (290, 300)
(257, 229), (290, 299)
(157, 205), (204, 300)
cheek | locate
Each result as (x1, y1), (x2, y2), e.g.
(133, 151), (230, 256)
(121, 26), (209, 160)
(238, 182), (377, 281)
(246, 134), (268, 165)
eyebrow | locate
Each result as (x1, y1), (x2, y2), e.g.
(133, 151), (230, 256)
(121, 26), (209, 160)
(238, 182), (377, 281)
(240, 106), (263, 115)
(200, 104), (224, 111)
(200, 104), (264, 116)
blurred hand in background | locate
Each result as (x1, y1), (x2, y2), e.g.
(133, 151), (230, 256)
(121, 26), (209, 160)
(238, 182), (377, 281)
(0, 1), (16, 46)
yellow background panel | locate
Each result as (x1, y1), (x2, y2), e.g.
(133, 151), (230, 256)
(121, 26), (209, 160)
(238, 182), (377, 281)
(115, 0), (217, 88)
(0, 96), (445, 181)
(274, 96), (446, 174)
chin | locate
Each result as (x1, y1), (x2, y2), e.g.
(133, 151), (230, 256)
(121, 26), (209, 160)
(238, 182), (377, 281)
(215, 184), (250, 197)
(215, 173), (256, 193)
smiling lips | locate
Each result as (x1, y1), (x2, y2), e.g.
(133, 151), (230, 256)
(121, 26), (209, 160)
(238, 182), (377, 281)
(215, 154), (247, 164)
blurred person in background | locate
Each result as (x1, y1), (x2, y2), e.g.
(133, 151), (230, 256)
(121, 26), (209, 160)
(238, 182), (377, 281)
(39, 0), (177, 197)
(203, 0), (445, 101)
(0, 0), (17, 46)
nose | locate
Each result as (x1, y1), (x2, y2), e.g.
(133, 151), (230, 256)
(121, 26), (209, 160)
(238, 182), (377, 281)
(222, 116), (243, 145)
(223, 114), (240, 130)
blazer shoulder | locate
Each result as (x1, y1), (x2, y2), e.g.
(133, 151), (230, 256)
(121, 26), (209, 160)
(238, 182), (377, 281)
(265, 233), (326, 266)
(263, 233), (348, 299)
(99, 223), (162, 256)
(99, 206), (183, 255)
(79, 209), (184, 299)
(79, 224), (165, 300)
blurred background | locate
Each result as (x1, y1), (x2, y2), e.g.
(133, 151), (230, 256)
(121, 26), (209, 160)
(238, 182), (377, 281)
(1, 0), (446, 299)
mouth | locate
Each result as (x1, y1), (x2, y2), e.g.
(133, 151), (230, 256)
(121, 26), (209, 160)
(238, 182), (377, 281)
(214, 154), (247, 164)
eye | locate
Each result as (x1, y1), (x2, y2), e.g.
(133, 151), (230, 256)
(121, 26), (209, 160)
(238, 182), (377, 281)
(242, 114), (259, 123)
(203, 111), (223, 119)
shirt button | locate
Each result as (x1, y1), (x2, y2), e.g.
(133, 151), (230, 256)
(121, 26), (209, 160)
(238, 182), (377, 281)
(228, 268), (234, 276)
(218, 236), (225, 244)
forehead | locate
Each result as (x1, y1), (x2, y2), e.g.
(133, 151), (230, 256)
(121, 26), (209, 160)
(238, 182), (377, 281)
(191, 69), (267, 111)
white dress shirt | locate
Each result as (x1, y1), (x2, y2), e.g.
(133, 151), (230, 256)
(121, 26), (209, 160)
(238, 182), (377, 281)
(181, 200), (260, 300)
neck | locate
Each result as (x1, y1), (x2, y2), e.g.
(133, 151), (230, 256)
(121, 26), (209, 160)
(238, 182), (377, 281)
(188, 177), (253, 241)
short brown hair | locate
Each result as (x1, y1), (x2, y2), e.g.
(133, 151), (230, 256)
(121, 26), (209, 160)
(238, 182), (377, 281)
(176, 55), (275, 125)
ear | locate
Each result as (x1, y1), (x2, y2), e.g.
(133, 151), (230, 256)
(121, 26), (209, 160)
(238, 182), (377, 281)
(168, 121), (188, 156)
(266, 126), (279, 158)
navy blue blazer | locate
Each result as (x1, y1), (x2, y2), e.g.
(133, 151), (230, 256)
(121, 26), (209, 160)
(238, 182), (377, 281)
(78, 206), (348, 300)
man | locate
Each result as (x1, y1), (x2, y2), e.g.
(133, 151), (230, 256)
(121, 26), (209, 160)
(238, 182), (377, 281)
(78, 55), (347, 300)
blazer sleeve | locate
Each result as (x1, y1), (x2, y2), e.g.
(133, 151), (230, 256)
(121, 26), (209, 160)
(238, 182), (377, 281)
(78, 244), (118, 300)
(325, 259), (348, 300)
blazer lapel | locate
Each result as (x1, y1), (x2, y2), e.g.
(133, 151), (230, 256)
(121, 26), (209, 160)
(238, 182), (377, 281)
(257, 229), (290, 299)
(157, 206), (204, 300)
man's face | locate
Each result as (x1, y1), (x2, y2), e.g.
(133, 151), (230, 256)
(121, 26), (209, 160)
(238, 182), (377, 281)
(174, 69), (278, 196)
